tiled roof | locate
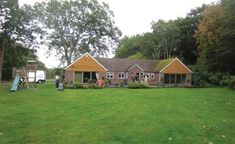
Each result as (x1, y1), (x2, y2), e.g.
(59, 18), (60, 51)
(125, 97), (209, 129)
(95, 57), (162, 72)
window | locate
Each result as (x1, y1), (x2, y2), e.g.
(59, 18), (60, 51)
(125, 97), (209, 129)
(118, 72), (125, 79)
(170, 74), (175, 83)
(176, 74), (181, 84)
(164, 74), (187, 84)
(126, 72), (128, 78)
(151, 73), (155, 79)
(164, 74), (170, 84)
(144, 73), (150, 79)
(106, 72), (114, 79)
(182, 74), (186, 84)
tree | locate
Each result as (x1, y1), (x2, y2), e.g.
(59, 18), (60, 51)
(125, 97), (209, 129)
(151, 20), (181, 59)
(195, 3), (225, 72)
(0, 0), (34, 81)
(174, 6), (205, 64)
(128, 52), (145, 60)
(115, 36), (139, 58)
(2, 40), (42, 80)
(115, 33), (158, 59)
(220, 0), (235, 74)
(29, 0), (121, 66)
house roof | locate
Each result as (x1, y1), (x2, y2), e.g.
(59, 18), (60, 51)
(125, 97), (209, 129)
(64, 53), (192, 73)
(155, 58), (174, 71)
(95, 57), (160, 72)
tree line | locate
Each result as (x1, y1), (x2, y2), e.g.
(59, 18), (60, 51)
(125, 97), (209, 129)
(1, 0), (234, 83)
(115, 0), (235, 75)
(0, 0), (121, 81)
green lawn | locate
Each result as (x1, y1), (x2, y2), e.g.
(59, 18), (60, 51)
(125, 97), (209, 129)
(0, 83), (235, 144)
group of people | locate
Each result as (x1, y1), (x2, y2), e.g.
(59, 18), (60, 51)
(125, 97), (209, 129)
(131, 73), (148, 84)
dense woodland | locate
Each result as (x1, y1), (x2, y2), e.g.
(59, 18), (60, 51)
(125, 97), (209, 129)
(0, 0), (235, 86)
(116, 0), (235, 75)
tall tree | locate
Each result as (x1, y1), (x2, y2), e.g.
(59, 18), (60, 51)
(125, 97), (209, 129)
(220, 0), (235, 74)
(115, 33), (159, 59)
(174, 6), (205, 64)
(0, 0), (34, 81)
(195, 3), (225, 72)
(115, 36), (141, 58)
(2, 40), (41, 80)
(151, 20), (181, 59)
(29, 0), (121, 66)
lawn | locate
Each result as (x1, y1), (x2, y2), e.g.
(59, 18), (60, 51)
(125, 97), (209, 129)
(0, 82), (235, 144)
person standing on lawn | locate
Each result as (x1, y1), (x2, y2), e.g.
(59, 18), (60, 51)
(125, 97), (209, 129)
(96, 77), (105, 88)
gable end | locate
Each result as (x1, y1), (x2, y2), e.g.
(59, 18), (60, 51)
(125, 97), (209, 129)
(160, 58), (192, 73)
(65, 53), (107, 71)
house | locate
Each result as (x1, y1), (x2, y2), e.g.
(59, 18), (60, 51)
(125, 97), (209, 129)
(64, 53), (192, 86)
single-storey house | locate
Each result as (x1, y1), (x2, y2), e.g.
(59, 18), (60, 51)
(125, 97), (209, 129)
(64, 53), (192, 86)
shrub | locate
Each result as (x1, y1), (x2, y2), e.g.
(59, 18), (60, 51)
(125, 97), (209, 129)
(229, 78), (235, 89)
(192, 72), (206, 86)
(219, 79), (231, 87)
(128, 82), (149, 89)
(219, 74), (235, 89)
(105, 79), (111, 86)
(64, 84), (76, 89)
(65, 83), (103, 89)
(120, 80), (127, 87)
(73, 82), (84, 89)
(88, 84), (103, 89)
(208, 75), (221, 85)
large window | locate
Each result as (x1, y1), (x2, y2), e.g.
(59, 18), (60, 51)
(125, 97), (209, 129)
(164, 74), (170, 84)
(181, 74), (186, 84)
(170, 74), (175, 83)
(106, 72), (114, 79)
(118, 72), (125, 79)
(164, 74), (186, 84)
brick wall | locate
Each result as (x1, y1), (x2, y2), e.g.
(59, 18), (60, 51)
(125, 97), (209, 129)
(65, 70), (73, 83)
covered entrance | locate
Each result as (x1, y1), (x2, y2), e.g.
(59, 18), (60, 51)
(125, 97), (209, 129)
(74, 72), (97, 83)
(163, 74), (186, 84)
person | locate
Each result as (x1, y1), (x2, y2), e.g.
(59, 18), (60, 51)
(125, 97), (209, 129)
(58, 80), (64, 91)
(131, 72), (135, 82)
(134, 73), (139, 82)
(55, 75), (59, 88)
(96, 77), (105, 88)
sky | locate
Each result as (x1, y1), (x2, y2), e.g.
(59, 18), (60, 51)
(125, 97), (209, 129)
(19, 0), (217, 68)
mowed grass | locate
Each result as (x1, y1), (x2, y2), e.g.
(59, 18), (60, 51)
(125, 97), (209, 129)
(0, 82), (235, 144)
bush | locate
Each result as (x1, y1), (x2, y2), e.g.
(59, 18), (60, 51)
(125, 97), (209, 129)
(88, 84), (103, 89)
(73, 82), (84, 89)
(64, 82), (103, 89)
(229, 78), (235, 89)
(64, 84), (76, 89)
(219, 79), (231, 87)
(219, 74), (235, 89)
(192, 72), (206, 86)
(128, 82), (149, 89)
(208, 74), (221, 85)
(120, 80), (127, 87)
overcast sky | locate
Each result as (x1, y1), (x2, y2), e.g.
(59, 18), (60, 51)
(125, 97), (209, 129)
(19, 0), (216, 68)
